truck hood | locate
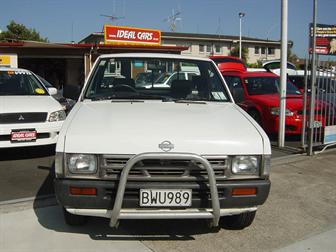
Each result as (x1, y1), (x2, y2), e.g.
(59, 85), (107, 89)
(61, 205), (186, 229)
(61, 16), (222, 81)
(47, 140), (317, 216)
(62, 101), (268, 155)
(0, 95), (62, 113)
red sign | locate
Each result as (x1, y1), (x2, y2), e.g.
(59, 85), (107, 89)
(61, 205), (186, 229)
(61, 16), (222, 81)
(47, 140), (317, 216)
(11, 130), (37, 142)
(309, 23), (336, 55)
(104, 25), (161, 46)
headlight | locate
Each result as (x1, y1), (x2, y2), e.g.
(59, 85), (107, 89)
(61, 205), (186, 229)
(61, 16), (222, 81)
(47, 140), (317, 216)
(67, 154), (97, 174)
(231, 156), (259, 175)
(270, 107), (294, 116)
(49, 110), (66, 122)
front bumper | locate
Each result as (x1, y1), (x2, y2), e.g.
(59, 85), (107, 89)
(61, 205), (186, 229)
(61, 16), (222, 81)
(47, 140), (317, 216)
(0, 121), (63, 148)
(55, 179), (270, 210)
(264, 114), (302, 135)
(55, 152), (270, 227)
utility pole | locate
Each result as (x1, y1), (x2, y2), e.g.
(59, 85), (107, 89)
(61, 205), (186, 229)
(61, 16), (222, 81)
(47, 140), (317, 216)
(308, 0), (318, 156)
(278, 0), (288, 147)
(239, 12), (245, 59)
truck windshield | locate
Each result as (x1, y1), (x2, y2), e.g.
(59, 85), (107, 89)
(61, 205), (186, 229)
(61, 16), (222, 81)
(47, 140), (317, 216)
(0, 70), (48, 96)
(84, 57), (230, 102)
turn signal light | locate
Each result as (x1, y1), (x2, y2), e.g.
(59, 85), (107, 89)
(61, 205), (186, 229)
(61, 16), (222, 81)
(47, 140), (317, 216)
(232, 187), (257, 196)
(70, 187), (97, 196)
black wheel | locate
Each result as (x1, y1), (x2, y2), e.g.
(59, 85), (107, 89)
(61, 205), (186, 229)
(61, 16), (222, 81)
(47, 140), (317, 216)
(248, 110), (262, 126)
(220, 211), (256, 230)
(63, 207), (88, 226)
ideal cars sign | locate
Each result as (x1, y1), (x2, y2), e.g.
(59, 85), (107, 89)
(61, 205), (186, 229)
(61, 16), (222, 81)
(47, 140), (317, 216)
(104, 25), (161, 46)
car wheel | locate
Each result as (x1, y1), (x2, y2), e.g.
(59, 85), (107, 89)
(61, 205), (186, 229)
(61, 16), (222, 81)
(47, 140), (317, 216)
(219, 211), (256, 230)
(63, 207), (88, 226)
(248, 110), (262, 126)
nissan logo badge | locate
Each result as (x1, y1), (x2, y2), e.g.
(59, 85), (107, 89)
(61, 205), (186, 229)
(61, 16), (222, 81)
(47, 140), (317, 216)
(158, 140), (174, 152)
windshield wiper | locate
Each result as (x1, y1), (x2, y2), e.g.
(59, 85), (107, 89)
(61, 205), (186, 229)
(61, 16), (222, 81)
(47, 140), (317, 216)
(174, 99), (207, 104)
(90, 96), (114, 101)
(89, 94), (173, 102)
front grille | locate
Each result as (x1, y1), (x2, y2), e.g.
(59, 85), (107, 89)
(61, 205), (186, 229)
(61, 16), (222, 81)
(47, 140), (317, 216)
(0, 113), (48, 124)
(100, 155), (229, 181)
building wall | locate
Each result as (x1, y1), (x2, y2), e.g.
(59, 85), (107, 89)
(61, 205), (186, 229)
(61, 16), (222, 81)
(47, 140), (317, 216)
(79, 32), (283, 65)
(161, 38), (281, 65)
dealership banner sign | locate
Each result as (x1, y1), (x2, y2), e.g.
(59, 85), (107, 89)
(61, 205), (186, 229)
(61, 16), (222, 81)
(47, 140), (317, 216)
(104, 25), (161, 46)
(309, 23), (336, 55)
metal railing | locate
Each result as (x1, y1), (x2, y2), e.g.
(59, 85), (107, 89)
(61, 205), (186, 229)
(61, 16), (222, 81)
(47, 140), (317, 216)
(302, 59), (336, 155)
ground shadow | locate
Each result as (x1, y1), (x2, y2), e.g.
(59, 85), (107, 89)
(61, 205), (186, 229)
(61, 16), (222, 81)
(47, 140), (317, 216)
(33, 204), (219, 241)
(0, 144), (55, 161)
(33, 167), (221, 240)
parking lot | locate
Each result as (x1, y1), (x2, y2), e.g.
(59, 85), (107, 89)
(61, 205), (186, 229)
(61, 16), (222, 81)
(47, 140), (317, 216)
(1, 147), (335, 251)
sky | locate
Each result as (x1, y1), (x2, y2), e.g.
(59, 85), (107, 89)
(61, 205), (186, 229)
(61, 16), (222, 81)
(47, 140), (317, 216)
(0, 0), (335, 58)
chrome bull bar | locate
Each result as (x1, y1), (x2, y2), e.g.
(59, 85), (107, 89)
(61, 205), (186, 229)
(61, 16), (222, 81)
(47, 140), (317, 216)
(109, 152), (221, 228)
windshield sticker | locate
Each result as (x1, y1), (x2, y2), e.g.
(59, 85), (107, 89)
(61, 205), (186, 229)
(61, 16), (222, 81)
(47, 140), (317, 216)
(35, 88), (45, 95)
(211, 92), (226, 100)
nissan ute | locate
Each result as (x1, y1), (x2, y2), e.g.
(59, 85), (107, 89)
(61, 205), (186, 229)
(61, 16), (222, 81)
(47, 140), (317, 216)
(55, 53), (271, 230)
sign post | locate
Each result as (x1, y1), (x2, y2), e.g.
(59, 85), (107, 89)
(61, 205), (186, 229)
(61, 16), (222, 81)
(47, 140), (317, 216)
(278, 0), (288, 148)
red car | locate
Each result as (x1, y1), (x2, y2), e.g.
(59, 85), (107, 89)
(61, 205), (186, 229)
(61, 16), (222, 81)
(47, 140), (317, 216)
(221, 70), (327, 136)
(209, 56), (246, 72)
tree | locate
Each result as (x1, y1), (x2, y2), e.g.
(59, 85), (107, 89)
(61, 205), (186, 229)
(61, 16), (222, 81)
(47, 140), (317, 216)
(229, 46), (249, 63)
(287, 47), (299, 66)
(0, 21), (48, 42)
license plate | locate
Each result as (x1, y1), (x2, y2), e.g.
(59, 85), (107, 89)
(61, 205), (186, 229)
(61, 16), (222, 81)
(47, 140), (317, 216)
(11, 129), (37, 142)
(140, 189), (192, 207)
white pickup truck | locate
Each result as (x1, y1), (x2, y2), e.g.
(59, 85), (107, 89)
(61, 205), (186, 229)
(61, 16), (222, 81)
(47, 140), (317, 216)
(55, 53), (271, 230)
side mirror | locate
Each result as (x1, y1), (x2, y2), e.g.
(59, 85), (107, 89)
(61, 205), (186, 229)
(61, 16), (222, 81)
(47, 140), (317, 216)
(63, 85), (81, 100)
(47, 87), (58, 96)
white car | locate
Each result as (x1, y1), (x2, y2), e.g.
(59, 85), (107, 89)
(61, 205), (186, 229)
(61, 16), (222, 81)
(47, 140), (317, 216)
(0, 67), (65, 148)
(55, 53), (271, 230)
(262, 60), (298, 75)
(139, 71), (199, 89)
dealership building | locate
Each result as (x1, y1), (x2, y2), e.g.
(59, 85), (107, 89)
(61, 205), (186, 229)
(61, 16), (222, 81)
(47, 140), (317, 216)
(0, 26), (287, 88)
(80, 31), (284, 64)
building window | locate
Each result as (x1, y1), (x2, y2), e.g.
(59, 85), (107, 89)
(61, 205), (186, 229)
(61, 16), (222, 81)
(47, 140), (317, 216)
(199, 44), (205, 53)
(268, 47), (275, 55)
(254, 46), (260, 54)
(215, 44), (221, 53)
(206, 45), (212, 53)
(261, 47), (266, 55)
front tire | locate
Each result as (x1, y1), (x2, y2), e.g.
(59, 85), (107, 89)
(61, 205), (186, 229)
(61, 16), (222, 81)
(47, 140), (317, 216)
(63, 207), (88, 226)
(220, 211), (256, 230)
